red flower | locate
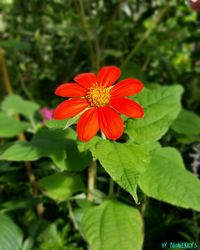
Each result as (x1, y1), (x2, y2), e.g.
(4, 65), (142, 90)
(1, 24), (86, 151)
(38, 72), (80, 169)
(53, 66), (144, 142)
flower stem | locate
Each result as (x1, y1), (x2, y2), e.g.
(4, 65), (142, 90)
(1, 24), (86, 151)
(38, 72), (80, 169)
(0, 49), (44, 217)
(87, 159), (97, 202)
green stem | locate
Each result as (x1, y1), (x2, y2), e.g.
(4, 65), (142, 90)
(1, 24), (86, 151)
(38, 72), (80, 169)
(101, 0), (123, 51)
(16, 66), (34, 101)
(87, 159), (97, 202)
(67, 201), (79, 230)
(121, 4), (170, 69)
(100, 131), (115, 197)
(108, 178), (114, 197)
(0, 49), (44, 218)
(75, 0), (95, 69)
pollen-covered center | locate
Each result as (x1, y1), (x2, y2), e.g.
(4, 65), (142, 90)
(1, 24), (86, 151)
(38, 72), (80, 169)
(86, 84), (110, 107)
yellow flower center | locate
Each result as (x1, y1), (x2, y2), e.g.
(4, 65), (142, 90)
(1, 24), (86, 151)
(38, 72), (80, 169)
(86, 84), (110, 107)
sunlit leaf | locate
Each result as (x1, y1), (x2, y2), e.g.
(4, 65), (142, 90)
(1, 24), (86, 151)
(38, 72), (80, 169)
(172, 109), (200, 135)
(0, 112), (30, 138)
(92, 140), (150, 202)
(126, 85), (183, 144)
(81, 199), (144, 250)
(139, 147), (200, 211)
(1, 94), (39, 121)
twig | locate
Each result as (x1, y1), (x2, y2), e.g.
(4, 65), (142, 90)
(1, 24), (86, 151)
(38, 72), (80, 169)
(74, 0), (95, 69)
(67, 201), (79, 230)
(121, 4), (170, 69)
(0, 49), (44, 217)
(101, 0), (123, 51)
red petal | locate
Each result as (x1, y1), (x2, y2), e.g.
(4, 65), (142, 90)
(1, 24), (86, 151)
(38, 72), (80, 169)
(77, 108), (99, 142)
(110, 97), (144, 118)
(98, 106), (124, 140)
(55, 83), (86, 97)
(110, 78), (143, 97)
(74, 73), (97, 89)
(97, 66), (121, 87)
(53, 98), (89, 120)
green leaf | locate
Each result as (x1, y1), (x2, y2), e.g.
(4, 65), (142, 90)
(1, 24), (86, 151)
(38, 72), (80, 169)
(126, 85), (183, 144)
(92, 140), (150, 202)
(45, 119), (69, 128)
(38, 173), (85, 201)
(0, 128), (90, 171)
(172, 109), (200, 135)
(81, 200), (143, 250)
(0, 213), (23, 250)
(0, 112), (30, 138)
(78, 136), (101, 152)
(139, 147), (200, 211)
(0, 128), (72, 169)
(1, 95), (39, 121)
(46, 111), (85, 130)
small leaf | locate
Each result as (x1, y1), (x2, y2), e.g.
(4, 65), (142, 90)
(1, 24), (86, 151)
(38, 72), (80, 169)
(81, 199), (144, 250)
(45, 119), (69, 128)
(0, 213), (23, 250)
(38, 173), (85, 201)
(126, 85), (183, 144)
(139, 147), (200, 211)
(46, 111), (85, 130)
(172, 109), (200, 135)
(1, 94), (39, 121)
(0, 112), (30, 138)
(92, 140), (150, 202)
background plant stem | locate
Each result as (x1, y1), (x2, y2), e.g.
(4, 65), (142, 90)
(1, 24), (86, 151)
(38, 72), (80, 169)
(0, 49), (44, 217)
(121, 4), (170, 69)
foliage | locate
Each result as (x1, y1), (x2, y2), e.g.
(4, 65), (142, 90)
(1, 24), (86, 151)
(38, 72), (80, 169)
(0, 1), (200, 250)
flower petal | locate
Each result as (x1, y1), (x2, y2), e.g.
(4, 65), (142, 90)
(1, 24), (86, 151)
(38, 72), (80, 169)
(77, 108), (99, 142)
(98, 106), (124, 140)
(55, 83), (87, 97)
(110, 97), (144, 118)
(110, 78), (143, 97)
(74, 73), (97, 89)
(53, 98), (89, 120)
(97, 66), (121, 87)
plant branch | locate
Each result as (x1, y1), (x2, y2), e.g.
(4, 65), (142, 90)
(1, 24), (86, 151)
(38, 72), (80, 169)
(67, 201), (79, 230)
(75, 0), (96, 69)
(0, 49), (44, 217)
(121, 4), (170, 69)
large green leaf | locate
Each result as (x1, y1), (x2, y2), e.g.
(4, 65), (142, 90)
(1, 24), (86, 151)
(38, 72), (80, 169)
(0, 128), (90, 170)
(139, 147), (200, 211)
(1, 94), (39, 121)
(0, 112), (30, 138)
(92, 140), (150, 202)
(0, 129), (70, 169)
(126, 85), (183, 144)
(81, 200), (143, 250)
(38, 173), (85, 201)
(0, 213), (22, 250)
(172, 109), (200, 135)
